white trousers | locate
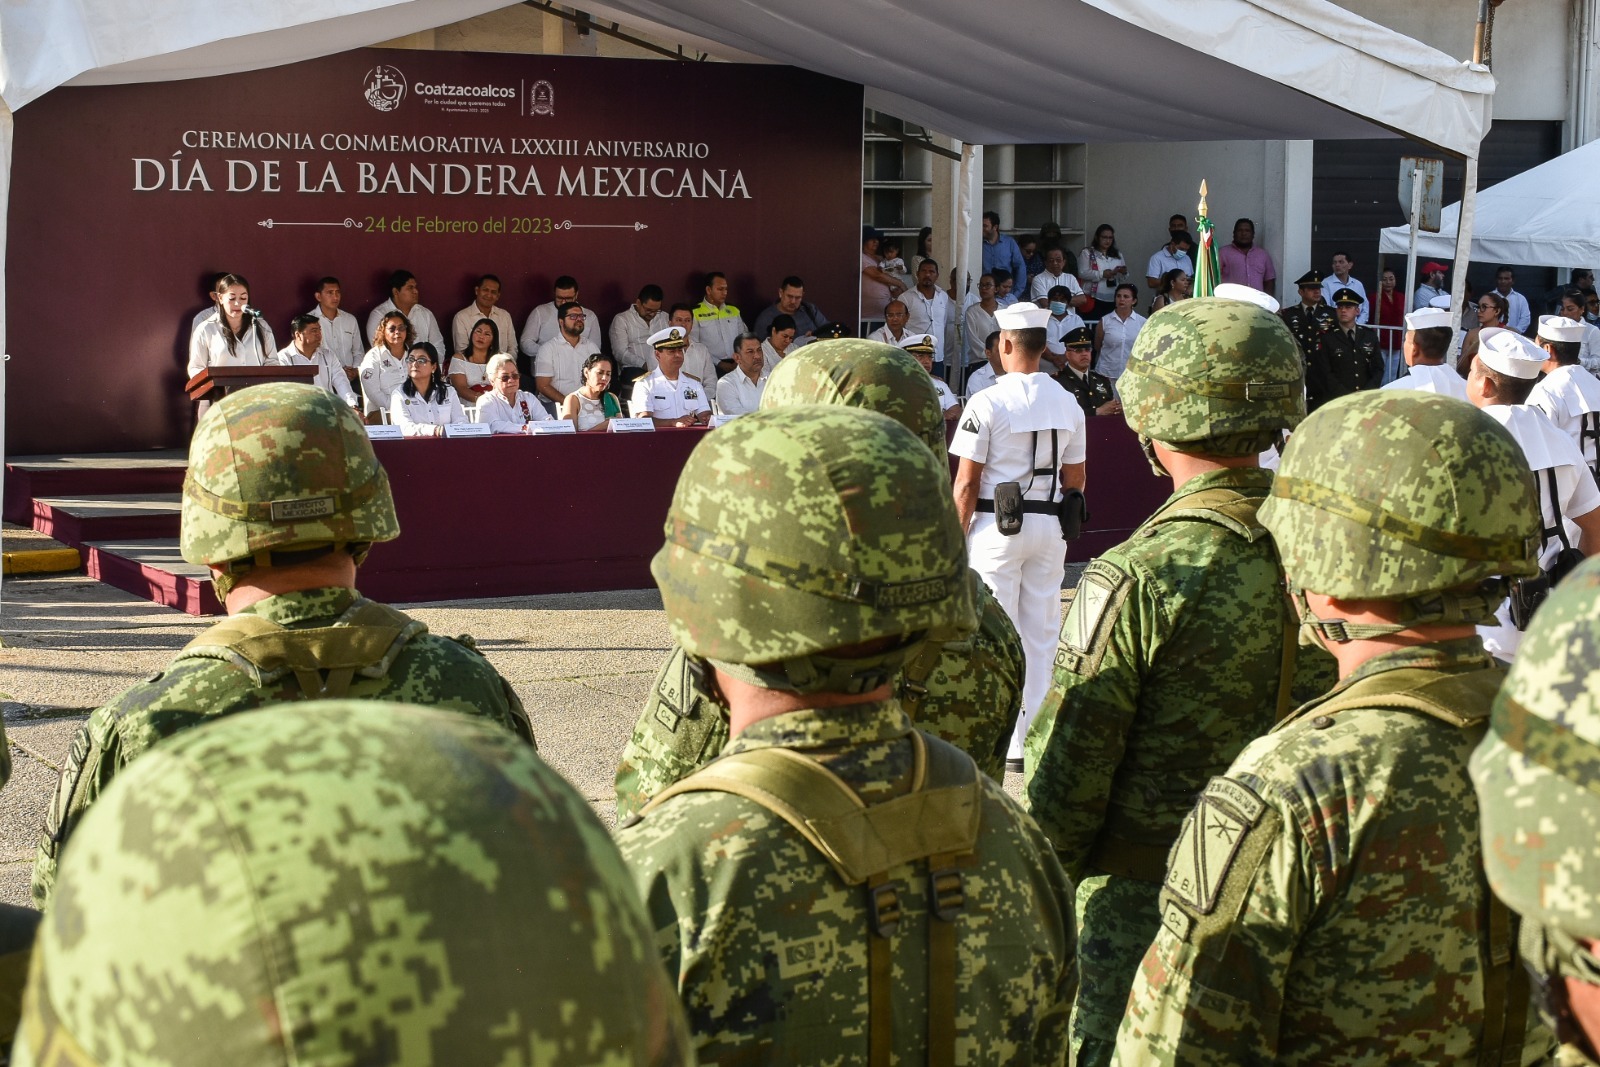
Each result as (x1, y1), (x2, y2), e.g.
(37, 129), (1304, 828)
(967, 512), (1067, 759)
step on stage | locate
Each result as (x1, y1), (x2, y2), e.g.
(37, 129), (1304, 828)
(3, 422), (1166, 616)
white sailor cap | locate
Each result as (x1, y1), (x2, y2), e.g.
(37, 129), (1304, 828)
(994, 303), (1050, 330)
(1477, 327), (1546, 379)
(895, 334), (937, 354)
(1538, 314), (1587, 343)
(1404, 307), (1453, 331)
(1429, 294), (1454, 310)
(1213, 283), (1280, 314)
(648, 326), (688, 349)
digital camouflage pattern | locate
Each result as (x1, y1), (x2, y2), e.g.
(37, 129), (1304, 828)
(181, 382), (399, 566)
(613, 573), (1022, 818)
(616, 701), (1076, 1065)
(15, 701), (692, 1067)
(651, 406), (974, 666)
(1118, 298), (1305, 456)
(758, 338), (946, 452)
(31, 586), (533, 908)
(1116, 638), (1553, 1064)
(1023, 467), (1336, 1066)
(1261, 390), (1540, 600)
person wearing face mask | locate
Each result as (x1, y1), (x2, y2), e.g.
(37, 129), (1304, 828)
(1042, 285), (1087, 378)
(1116, 389), (1553, 1065)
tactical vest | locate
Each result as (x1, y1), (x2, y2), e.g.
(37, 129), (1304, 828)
(641, 731), (982, 1067)
(1286, 665), (1532, 1065)
(175, 598), (426, 699)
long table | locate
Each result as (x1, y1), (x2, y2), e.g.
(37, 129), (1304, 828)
(354, 419), (1171, 604)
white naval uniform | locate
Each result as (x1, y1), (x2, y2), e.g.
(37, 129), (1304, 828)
(1478, 404), (1600, 661)
(390, 389), (466, 437)
(949, 372), (1086, 759)
(1379, 362), (1468, 402)
(931, 377), (959, 412)
(365, 299), (445, 356)
(630, 370), (712, 421)
(665, 340), (718, 386)
(450, 304), (517, 359)
(534, 337), (602, 399)
(311, 307), (366, 369)
(716, 369), (768, 415)
(275, 344), (358, 407)
(475, 389), (552, 434)
(1530, 363), (1600, 472)
(965, 363), (1000, 397)
(188, 313), (276, 378)
(609, 307), (671, 370)
(520, 301), (599, 357)
(357, 346), (408, 417)
(1573, 319), (1600, 375)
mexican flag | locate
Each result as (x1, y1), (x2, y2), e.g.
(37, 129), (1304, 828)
(1192, 179), (1221, 299)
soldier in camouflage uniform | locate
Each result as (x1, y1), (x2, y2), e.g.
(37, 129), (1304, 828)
(1022, 297), (1335, 1067)
(1116, 390), (1556, 1064)
(13, 701), (692, 1066)
(31, 384), (532, 908)
(1472, 557), (1600, 1064)
(617, 406), (1076, 1065)
(0, 719), (41, 1064)
(613, 339), (1024, 819)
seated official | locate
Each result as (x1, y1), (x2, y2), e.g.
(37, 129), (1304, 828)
(559, 352), (623, 432)
(715, 333), (768, 416)
(447, 317), (500, 406)
(189, 273), (275, 378)
(365, 269), (445, 354)
(896, 333), (962, 422)
(534, 302), (601, 406)
(475, 354), (552, 434)
(390, 343), (466, 437)
(761, 314), (797, 368)
(665, 303), (720, 382)
(357, 312), (413, 424)
(631, 328), (711, 427)
(276, 313), (358, 408)
(449, 273), (516, 357)
(751, 275), (828, 348)
(1056, 324), (1119, 415)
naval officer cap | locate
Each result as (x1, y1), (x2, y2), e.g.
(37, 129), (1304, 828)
(1214, 283), (1281, 314)
(648, 326), (688, 349)
(1538, 314), (1587, 344)
(1477, 327), (1546, 379)
(1429, 294), (1454, 310)
(1404, 307), (1454, 331)
(994, 303), (1050, 331)
(895, 334), (937, 355)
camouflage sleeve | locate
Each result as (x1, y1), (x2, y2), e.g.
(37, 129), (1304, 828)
(31, 707), (127, 909)
(498, 677), (536, 751)
(1023, 556), (1153, 879)
(1114, 775), (1317, 1065)
(614, 646), (731, 821)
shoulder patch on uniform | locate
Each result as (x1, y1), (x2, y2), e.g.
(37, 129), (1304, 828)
(959, 416), (978, 434)
(1053, 558), (1132, 677)
(1164, 777), (1269, 916)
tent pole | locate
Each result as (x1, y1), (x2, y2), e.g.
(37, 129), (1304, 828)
(0, 103), (12, 643)
(1404, 169), (1421, 321)
(1448, 153), (1480, 359)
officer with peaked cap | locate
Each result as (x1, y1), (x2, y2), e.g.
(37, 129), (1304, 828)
(1279, 269), (1334, 365)
(1381, 304), (1467, 401)
(951, 300), (1086, 772)
(1054, 324), (1117, 416)
(30, 383), (533, 909)
(1118, 390), (1554, 1063)
(1467, 326), (1600, 661)
(630, 325), (711, 426)
(895, 332), (962, 419)
(1307, 286), (1383, 410)
(1530, 313), (1600, 473)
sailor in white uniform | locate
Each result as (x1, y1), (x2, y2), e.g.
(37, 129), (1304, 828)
(950, 301), (1086, 770)
(1380, 305), (1468, 402)
(896, 333), (961, 421)
(1529, 314), (1600, 475)
(629, 327), (712, 427)
(1467, 327), (1600, 660)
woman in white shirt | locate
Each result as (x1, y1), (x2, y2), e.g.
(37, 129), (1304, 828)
(761, 315), (797, 368)
(188, 273), (275, 378)
(558, 353), (623, 432)
(1095, 283), (1146, 383)
(475, 354), (551, 433)
(358, 313), (412, 423)
(448, 318), (500, 406)
(389, 343), (465, 437)
(963, 273), (1001, 372)
(1077, 224), (1128, 320)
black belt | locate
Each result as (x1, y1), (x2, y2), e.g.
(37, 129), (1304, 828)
(976, 499), (1056, 515)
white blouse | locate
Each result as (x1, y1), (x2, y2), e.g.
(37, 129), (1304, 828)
(390, 389), (466, 437)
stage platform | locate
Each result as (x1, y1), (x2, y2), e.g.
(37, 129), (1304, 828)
(4, 421), (1170, 616)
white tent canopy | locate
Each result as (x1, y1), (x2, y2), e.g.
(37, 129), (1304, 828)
(1379, 139), (1600, 268)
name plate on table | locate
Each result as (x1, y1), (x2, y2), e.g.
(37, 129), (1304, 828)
(444, 422), (492, 438)
(709, 413), (741, 428)
(529, 420), (577, 435)
(366, 425), (403, 440)
(609, 418), (656, 433)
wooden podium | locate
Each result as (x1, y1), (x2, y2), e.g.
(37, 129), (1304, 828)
(185, 364), (319, 401)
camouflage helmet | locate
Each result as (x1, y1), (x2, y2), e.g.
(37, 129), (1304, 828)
(1472, 557), (1600, 939)
(18, 701), (692, 1066)
(760, 338), (946, 452)
(1119, 297), (1305, 455)
(181, 383), (399, 568)
(653, 406), (974, 692)
(1260, 390), (1538, 604)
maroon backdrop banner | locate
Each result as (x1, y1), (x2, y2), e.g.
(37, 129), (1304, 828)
(7, 49), (864, 454)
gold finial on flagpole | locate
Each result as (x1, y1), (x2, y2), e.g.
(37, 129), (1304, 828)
(1198, 179), (1209, 219)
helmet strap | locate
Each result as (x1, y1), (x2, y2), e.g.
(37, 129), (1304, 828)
(1291, 581), (1508, 646)
(709, 635), (924, 696)
(1522, 919), (1600, 1057)
(1138, 435), (1170, 478)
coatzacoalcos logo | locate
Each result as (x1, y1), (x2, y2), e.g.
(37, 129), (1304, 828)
(530, 80), (555, 116)
(364, 65), (407, 112)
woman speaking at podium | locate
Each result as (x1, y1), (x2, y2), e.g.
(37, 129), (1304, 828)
(390, 342), (465, 437)
(187, 273), (275, 378)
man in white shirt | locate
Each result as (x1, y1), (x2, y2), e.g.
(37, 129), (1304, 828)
(450, 274), (516, 357)
(365, 270), (444, 354)
(1319, 251), (1369, 324)
(533, 303), (601, 405)
(1412, 262), (1448, 311)
(692, 271), (746, 361)
(1144, 232), (1194, 291)
(665, 304), (718, 384)
(715, 333), (767, 416)
(1468, 327), (1600, 661)
(1380, 306), (1467, 401)
(897, 334), (961, 424)
(631, 327), (711, 427)
(965, 329), (1004, 397)
(1493, 266), (1533, 335)
(869, 300), (913, 347)
(276, 314), (358, 407)
(1530, 313), (1600, 472)
(1031, 246), (1088, 307)
(609, 284), (669, 381)
(519, 275), (599, 369)
(903, 259), (957, 374)
(310, 276), (363, 383)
